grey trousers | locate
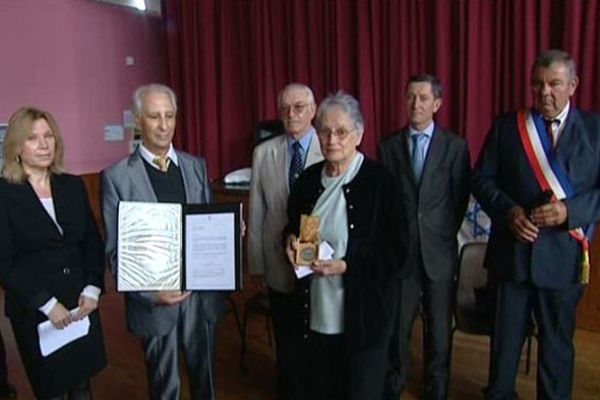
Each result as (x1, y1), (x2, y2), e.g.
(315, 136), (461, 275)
(141, 294), (218, 400)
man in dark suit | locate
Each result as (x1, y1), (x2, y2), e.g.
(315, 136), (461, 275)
(473, 50), (600, 399)
(380, 74), (470, 400)
(102, 84), (224, 400)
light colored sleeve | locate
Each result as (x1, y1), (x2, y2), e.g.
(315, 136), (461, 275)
(248, 147), (265, 276)
(38, 297), (58, 316)
(80, 285), (101, 301)
(101, 168), (157, 308)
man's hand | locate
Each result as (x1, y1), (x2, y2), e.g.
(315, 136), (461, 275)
(311, 259), (347, 277)
(285, 235), (299, 268)
(48, 302), (72, 329)
(507, 205), (539, 243)
(241, 218), (247, 237)
(530, 201), (568, 228)
(251, 275), (268, 292)
(73, 295), (98, 321)
(155, 291), (191, 306)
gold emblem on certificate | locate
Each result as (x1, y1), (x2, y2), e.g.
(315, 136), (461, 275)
(295, 214), (320, 264)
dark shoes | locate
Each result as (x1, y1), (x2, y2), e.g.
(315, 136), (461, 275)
(383, 369), (404, 400)
(0, 383), (16, 399)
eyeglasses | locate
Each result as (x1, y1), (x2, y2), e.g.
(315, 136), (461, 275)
(317, 128), (354, 140)
(279, 103), (311, 115)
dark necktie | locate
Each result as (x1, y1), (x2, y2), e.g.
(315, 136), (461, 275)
(289, 141), (303, 188)
(411, 134), (428, 182)
(543, 119), (555, 147)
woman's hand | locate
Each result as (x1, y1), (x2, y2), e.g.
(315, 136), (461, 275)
(73, 295), (99, 321)
(48, 302), (72, 329)
(311, 259), (347, 277)
(285, 234), (299, 268)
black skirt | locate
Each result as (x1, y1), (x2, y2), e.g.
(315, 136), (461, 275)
(10, 310), (107, 398)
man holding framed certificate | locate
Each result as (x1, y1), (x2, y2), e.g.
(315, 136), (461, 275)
(102, 84), (226, 400)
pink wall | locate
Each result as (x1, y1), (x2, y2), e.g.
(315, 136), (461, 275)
(0, 0), (167, 174)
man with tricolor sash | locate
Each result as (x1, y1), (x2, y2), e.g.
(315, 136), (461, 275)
(473, 50), (600, 400)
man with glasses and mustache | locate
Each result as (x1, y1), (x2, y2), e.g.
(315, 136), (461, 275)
(248, 83), (323, 399)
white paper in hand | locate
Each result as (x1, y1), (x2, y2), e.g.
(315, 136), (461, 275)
(294, 241), (335, 279)
(37, 308), (90, 357)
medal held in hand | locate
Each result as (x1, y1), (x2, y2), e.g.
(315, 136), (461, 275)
(295, 214), (320, 264)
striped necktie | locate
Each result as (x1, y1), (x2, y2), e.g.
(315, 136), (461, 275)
(153, 155), (170, 172)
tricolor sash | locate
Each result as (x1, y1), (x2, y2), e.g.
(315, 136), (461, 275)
(516, 109), (590, 284)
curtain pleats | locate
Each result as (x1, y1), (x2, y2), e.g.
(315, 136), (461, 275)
(163, 0), (600, 179)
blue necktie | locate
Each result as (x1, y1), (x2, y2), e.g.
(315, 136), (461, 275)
(289, 141), (303, 188)
(411, 134), (428, 182)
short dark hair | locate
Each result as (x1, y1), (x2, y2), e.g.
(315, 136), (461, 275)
(532, 50), (577, 80)
(406, 74), (442, 99)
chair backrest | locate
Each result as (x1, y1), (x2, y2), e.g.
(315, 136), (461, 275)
(455, 241), (490, 334)
(254, 119), (285, 145)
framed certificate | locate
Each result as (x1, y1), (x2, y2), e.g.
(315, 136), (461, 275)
(117, 201), (242, 292)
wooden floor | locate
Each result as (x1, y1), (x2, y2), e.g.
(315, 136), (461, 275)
(2, 276), (599, 399)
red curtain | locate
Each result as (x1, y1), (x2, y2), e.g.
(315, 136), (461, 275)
(163, 0), (600, 179)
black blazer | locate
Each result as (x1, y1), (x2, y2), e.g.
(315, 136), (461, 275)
(379, 127), (471, 281)
(0, 173), (106, 397)
(473, 108), (600, 288)
(285, 157), (406, 350)
(0, 173), (105, 320)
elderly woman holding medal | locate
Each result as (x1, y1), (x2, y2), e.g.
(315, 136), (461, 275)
(284, 91), (406, 400)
